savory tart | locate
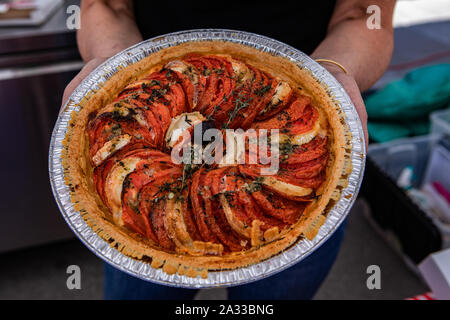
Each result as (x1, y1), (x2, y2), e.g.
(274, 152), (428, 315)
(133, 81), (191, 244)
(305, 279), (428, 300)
(62, 41), (352, 278)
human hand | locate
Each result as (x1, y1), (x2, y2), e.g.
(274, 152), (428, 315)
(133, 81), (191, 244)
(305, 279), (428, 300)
(321, 64), (369, 149)
(61, 57), (107, 110)
(61, 0), (143, 109)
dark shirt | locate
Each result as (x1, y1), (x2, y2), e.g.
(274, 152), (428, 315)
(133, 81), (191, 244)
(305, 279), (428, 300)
(133, 1), (336, 55)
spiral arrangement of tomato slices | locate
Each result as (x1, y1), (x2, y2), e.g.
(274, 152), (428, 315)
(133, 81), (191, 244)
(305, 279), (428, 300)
(86, 54), (330, 254)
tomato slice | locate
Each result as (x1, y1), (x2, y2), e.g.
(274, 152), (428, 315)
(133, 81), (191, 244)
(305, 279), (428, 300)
(251, 95), (311, 130)
(237, 189), (285, 230)
(190, 169), (220, 243)
(151, 199), (175, 250)
(251, 190), (305, 224)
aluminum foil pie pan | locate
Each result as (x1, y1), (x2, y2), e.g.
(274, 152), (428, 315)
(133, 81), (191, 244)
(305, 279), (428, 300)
(49, 29), (366, 288)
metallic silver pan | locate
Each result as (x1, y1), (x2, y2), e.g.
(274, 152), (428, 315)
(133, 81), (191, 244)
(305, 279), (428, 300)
(49, 29), (366, 288)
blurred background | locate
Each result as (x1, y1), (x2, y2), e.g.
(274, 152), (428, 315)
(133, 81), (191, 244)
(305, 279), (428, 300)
(0, 0), (449, 300)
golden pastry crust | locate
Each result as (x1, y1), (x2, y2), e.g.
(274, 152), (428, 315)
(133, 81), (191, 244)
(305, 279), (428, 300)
(62, 41), (352, 278)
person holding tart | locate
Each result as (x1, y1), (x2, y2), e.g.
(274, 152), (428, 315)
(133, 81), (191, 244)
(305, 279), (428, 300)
(62, 0), (395, 300)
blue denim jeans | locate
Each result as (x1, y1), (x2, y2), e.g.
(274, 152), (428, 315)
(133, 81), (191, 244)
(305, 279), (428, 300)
(104, 220), (346, 300)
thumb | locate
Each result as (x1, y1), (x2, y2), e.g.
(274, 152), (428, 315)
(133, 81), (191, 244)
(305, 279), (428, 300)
(61, 58), (107, 109)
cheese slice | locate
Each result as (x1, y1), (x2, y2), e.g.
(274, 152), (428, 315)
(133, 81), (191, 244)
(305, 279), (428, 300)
(164, 199), (223, 255)
(165, 112), (205, 148)
(229, 58), (252, 84)
(104, 157), (141, 225)
(92, 134), (132, 166)
(262, 176), (312, 198)
(220, 194), (251, 238)
(279, 119), (321, 146)
(165, 60), (199, 85)
(259, 80), (292, 116)
(270, 81), (291, 106)
(98, 102), (148, 127)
